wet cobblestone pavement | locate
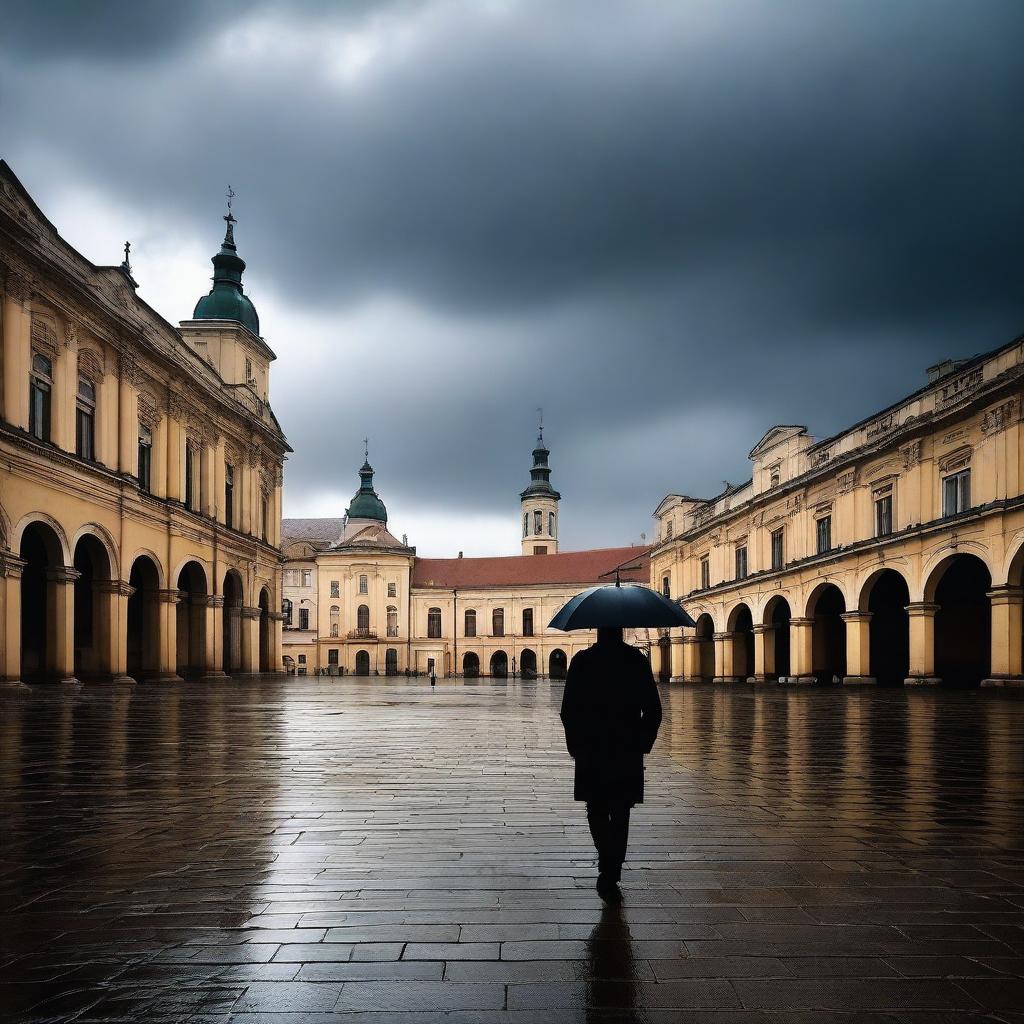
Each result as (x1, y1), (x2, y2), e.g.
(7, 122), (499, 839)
(1, 679), (1023, 1023)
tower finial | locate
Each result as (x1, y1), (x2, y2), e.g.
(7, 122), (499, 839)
(223, 185), (236, 246)
(121, 240), (132, 273)
(537, 406), (544, 443)
(363, 436), (369, 460)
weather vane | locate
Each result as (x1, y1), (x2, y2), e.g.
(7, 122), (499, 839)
(537, 406), (544, 440)
(363, 436), (369, 459)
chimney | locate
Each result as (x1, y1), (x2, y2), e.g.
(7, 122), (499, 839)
(458, 551), (463, 558)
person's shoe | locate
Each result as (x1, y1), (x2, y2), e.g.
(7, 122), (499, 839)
(596, 875), (622, 902)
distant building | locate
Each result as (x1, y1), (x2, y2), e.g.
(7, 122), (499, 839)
(282, 437), (650, 677)
(649, 337), (1024, 688)
(0, 161), (289, 686)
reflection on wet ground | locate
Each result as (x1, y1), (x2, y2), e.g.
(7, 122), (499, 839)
(0, 679), (1022, 1021)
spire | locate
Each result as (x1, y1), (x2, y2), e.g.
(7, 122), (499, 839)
(520, 422), (561, 501)
(347, 445), (388, 524)
(223, 185), (236, 248)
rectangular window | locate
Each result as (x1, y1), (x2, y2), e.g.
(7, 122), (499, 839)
(330, 581), (340, 598)
(875, 494), (893, 537)
(492, 608), (505, 636)
(665, 520), (673, 540)
(302, 569), (312, 588)
(224, 463), (234, 526)
(533, 545), (548, 555)
(328, 649), (339, 666)
(662, 575), (671, 598)
(298, 607), (309, 630)
(261, 493), (269, 542)
(388, 582), (397, 598)
(359, 574), (368, 594)
(28, 353), (52, 442)
(816, 515), (832, 555)
(184, 444), (195, 509)
(427, 608), (442, 639)
(283, 599), (293, 626)
(137, 423), (152, 493)
(534, 510), (542, 535)
(465, 610), (476, 637)
(245, 357), (253, 381)
(522, 608), (534, 636)
(735, 546), (748, 580)
(771, 528), (784, 570)
(700, 556), (710, 590)
(942, 469), (971, 517)
(75, 377), (96, 460)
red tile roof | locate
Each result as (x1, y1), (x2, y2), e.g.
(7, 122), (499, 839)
(412, 546), (650, 589)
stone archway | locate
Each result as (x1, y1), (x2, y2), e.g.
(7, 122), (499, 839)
(807, 583), (846, 684)
(929, 554), (991, 687)
(520, 648), (537, 679)
(490, 650), (508, 678)
(355, 650), (371, 675)
(727, 604), (754, 682)
(175, 561), (208, 680)
(763, 596), (791, 681)
(19, 519), (71, 683)
(862, 569), (910, 686)
(548, 648), (567, 680)
(463, 652), (480, 677)
(222, 569), (244, 675)
(127, 555), (161, 681)
(72, 534), (114, 681)
(694, 614), (715, 682)
(258, 587), (271, 673)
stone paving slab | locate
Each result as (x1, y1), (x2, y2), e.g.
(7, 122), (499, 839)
(0, 678), (1023, 1021)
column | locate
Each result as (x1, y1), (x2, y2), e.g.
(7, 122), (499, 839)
(156, 589), (184, 682)
(842, 610), (876, 685)
(117, 372), (137, 474)
(200, 440), (216, 518)
(272, 477), (283, 547)
(905, 602), (940, 686)
(670, 635), (685, 681)
(151, 414), (167, 498)
(199, 595), (226, 681)
(682, 635), (700, 682)
(166, 413), (184, 501)
(47, 567), (79, 683)
(53, 343), (76, 451)
(789, 617), (815, 684)
(650, 638), (663, 679)
(982, 586), (1024, 687)
(240, 461), (252, 535)
(269, 611), (285, 674)
(240, 606), (260, 676)
(2, 272), (31, 429)
(0, 555), (26, 687)
(752, 624), (772, 682)
(96, 370), (117, 468)
(94, 580), (134, 684)
(713, 631), (739, 682)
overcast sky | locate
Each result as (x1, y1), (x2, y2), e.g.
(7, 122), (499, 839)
(2, 0), (1021, 555)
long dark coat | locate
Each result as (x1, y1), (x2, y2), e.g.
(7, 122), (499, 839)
(559, 640), (662, 806)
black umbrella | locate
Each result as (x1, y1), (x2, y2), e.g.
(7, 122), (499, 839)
(548, 569), (696, 631)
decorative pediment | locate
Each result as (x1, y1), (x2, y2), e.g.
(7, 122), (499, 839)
(939, 445), (972, 473)
(748, 424), (806, 460)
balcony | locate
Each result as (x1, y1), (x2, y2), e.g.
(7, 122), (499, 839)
(348, 628), (377, 640)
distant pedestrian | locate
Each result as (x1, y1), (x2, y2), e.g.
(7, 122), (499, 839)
(559, 627), (662, 900)
(430, 669), (436, 688)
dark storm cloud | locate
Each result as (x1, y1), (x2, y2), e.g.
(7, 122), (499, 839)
(1, 0), (1021, 551)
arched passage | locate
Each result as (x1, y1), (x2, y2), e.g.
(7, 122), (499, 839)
(73, 534), (114, 680)
(520, 648), (537, 679)
(176, 561), (208, 680)
(930, 554), (991, 687)
(862, 569), (910, 686)
(463, 651), (480, 677)
(808, 583), (846, 684)
(258, 587), (271, 673)
(695, 614), (715, 682)
(355, 649), (370, 675)
(728, 604), (754, 681)
(763, 596), (791, 680)
(548, 648), (567, 680)
(222, 569), (244, 674)
(490, 650), (508, 678)
(127, 555), (161, 681)
(19, 520), (67, 682)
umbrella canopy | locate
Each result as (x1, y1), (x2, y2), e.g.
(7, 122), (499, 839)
(548, 583), (697, 631)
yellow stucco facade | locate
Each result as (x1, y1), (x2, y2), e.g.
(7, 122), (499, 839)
(0, 162), (289, 687)
(649, 338), (1024, 688)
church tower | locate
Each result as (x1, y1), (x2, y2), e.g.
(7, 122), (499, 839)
(520, 424), (560, 555)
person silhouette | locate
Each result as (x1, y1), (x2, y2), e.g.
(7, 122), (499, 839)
(560, 626), (662, 899)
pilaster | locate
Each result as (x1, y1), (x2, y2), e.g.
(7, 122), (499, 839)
(789, 617), (816, 684)
(982, 586), (1024, 687)
(905, 602), (941, 686)
(46, 566), (80, 684)
(0, 554), (27, 688)
(841, 610), (876, 685)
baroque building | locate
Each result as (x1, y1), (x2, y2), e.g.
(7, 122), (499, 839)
(0, 162), (289, 686)
(649, 337), (1024, 688)
(282, 439), (650, 677)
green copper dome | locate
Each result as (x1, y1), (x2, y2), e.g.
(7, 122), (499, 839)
(346, 460), (388, 523)
(193, 212), (260, 335)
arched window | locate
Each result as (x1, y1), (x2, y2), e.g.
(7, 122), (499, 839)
(523, 513), (529, 538)
(464, 609), (476, 637)
(357, 604), (370, 631)
(548, 512), (555, 537)
(282, 598), (293, 626)
(534, 510), (542, 535)
(387, 605), (398, 638)
(427, 607), (442, 638)
(330, 605), (340, 637)
(522, 607), (534, 636)
(492, 607), (504, 637)
(29, 352), (52, 442)
(138, 423), (153, 492)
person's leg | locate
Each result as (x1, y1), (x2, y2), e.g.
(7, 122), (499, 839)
(586, 802), (610, 876)
(605, 805), (631, 882)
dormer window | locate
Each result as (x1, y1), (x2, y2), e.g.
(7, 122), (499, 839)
(770, 469), (780, 488)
